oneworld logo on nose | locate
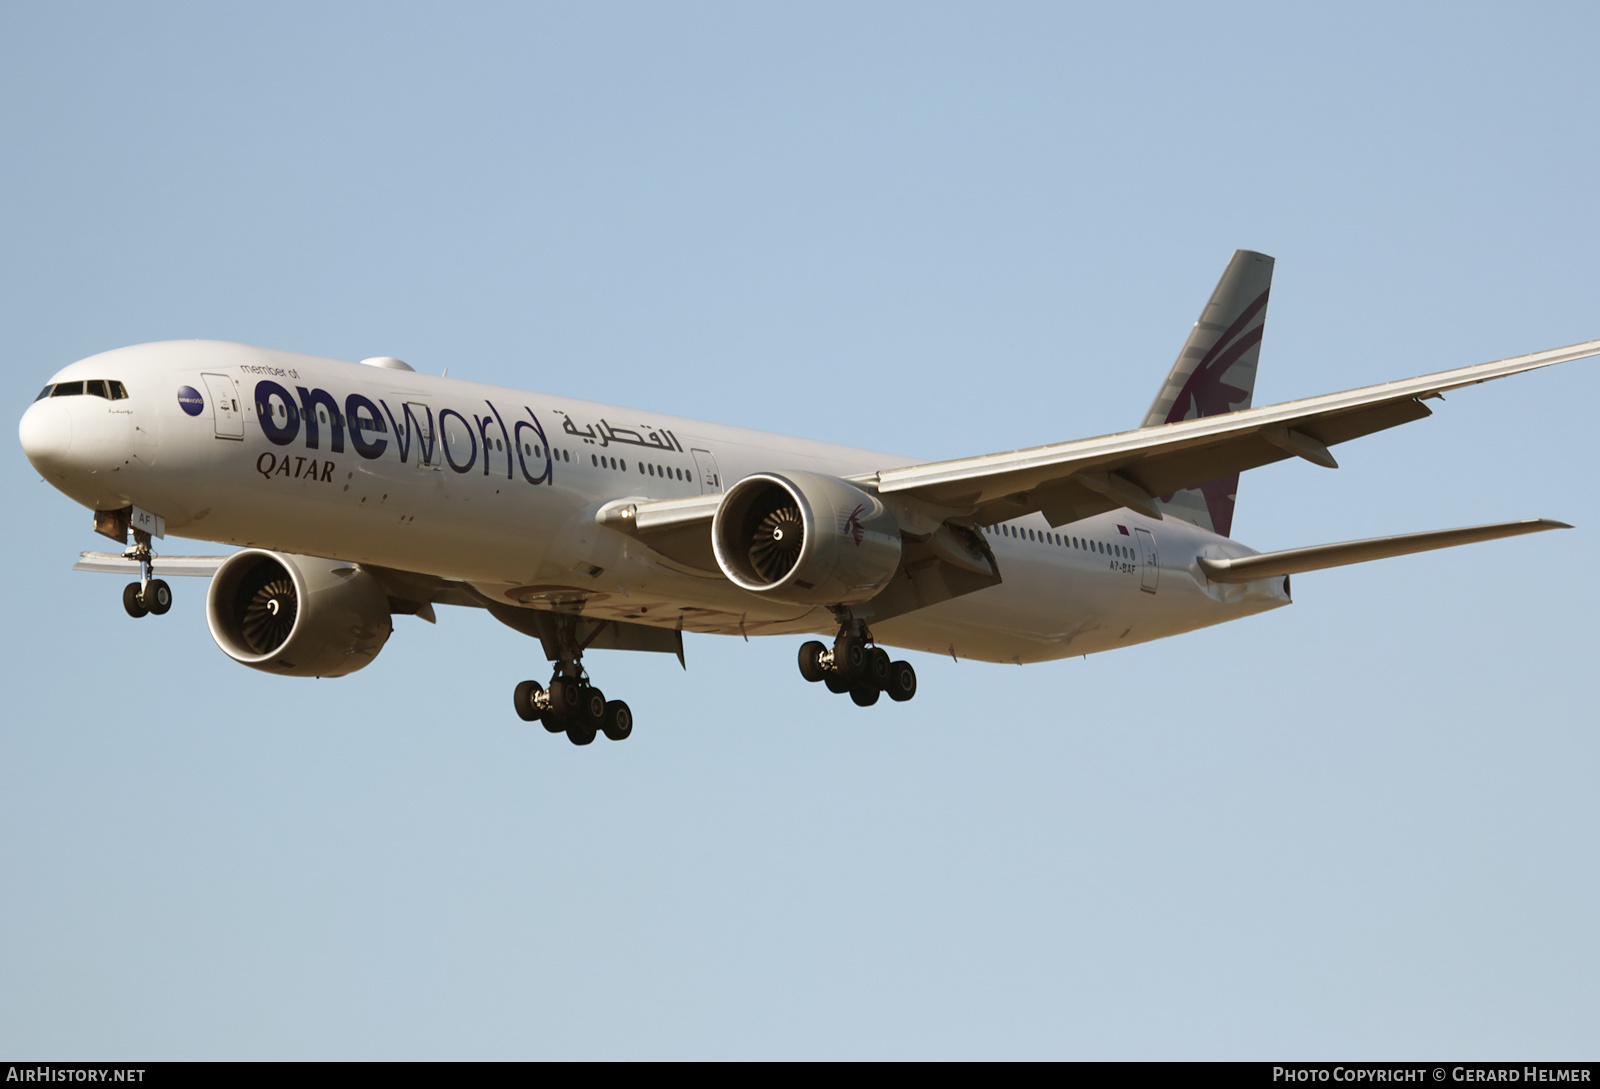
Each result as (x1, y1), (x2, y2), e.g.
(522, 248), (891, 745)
(177, 386), (205, 416)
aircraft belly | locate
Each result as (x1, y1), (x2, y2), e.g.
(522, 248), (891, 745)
(140, 422), (825, 629)
(139, 422), (1291, 661)
(49, 342), (1302, 669)
(874, 523), (1289, 664)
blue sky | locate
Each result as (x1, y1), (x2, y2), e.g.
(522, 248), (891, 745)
(3, 2), (1597, 1058)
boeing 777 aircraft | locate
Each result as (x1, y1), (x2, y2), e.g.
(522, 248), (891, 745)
(18, 251), (1597, 745)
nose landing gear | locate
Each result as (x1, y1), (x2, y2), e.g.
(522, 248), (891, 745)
(798, 617), (917, 707)
(120, 530), (172, 618)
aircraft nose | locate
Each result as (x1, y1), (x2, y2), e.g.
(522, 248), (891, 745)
(18, 399), (73, 477)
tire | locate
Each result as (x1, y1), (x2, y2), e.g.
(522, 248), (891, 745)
(834, 634), (865, 679)
(547, 678), (582, 718)
(144, 579), (172, 615)
(849, 685), (880, 707)
(567, 722), (597, 746)
(866, 647), (891, 690)
(580, 686), (608, 727)
(513, 680), (542, 722)
(824, 674), (852, 695)
(540, 712), (567, 734)
(602, 700), (633, 741)
(887, 661), (917, 702)
(122, 582), (148, 619)
(797, 640), (828, 683)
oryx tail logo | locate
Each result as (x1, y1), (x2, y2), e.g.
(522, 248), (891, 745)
(845, 503), (866, 546)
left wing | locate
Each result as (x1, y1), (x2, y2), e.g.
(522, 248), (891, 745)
(604, 339), (1599, 560)
(871, 338), (1600, 527)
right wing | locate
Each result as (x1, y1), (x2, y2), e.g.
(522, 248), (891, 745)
(75, 552), (230, 576)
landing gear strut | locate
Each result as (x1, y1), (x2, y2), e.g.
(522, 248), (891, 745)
(797, 615), (917, 706)
(511, 613), (634, 745)
(120, 530), (172, 618)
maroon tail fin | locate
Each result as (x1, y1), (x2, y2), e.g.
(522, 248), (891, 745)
(1140, 250), (1274, 537)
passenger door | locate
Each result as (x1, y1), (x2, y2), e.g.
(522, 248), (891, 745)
(201, 373), (245, 439)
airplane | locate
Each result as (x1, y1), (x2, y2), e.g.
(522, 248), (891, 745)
(18, 250), (1597, 745)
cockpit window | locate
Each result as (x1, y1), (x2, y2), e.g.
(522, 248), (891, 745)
(41, 379), (127, 400)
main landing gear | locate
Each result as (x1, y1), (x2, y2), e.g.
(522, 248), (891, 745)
(510, 613), (633, 745)
(121, 530), (172, 619)
(797, 617), (917, 707)
(513, 672), (632, 746)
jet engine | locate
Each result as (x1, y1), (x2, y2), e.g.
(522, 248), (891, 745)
(206, 549), (393, 677)
(711, 471), (901, 606)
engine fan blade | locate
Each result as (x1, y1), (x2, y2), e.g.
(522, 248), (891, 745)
(240, 577), (297, 654)
(748, 504), (803, 582)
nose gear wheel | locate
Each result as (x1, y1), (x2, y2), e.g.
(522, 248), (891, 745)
(118, 529), (178, 620)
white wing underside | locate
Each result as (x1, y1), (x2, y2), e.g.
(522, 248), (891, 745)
(75, 552), (229, 576)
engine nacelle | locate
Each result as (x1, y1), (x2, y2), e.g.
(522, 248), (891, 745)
(712, 471), (902, 606)
(206, 549), (393, 677)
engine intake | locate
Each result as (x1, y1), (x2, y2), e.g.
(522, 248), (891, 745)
(206, 549), (393, 677)
(712, 471), (901, 605)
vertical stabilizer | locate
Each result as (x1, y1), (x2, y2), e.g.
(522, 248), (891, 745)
(1141, 249), (1274, 537)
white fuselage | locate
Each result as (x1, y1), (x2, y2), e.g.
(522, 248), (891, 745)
(19, 340), (1289, 665)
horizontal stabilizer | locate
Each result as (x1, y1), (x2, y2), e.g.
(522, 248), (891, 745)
(1197, 519), (1569, 583)
(74, 552), (230, 577)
